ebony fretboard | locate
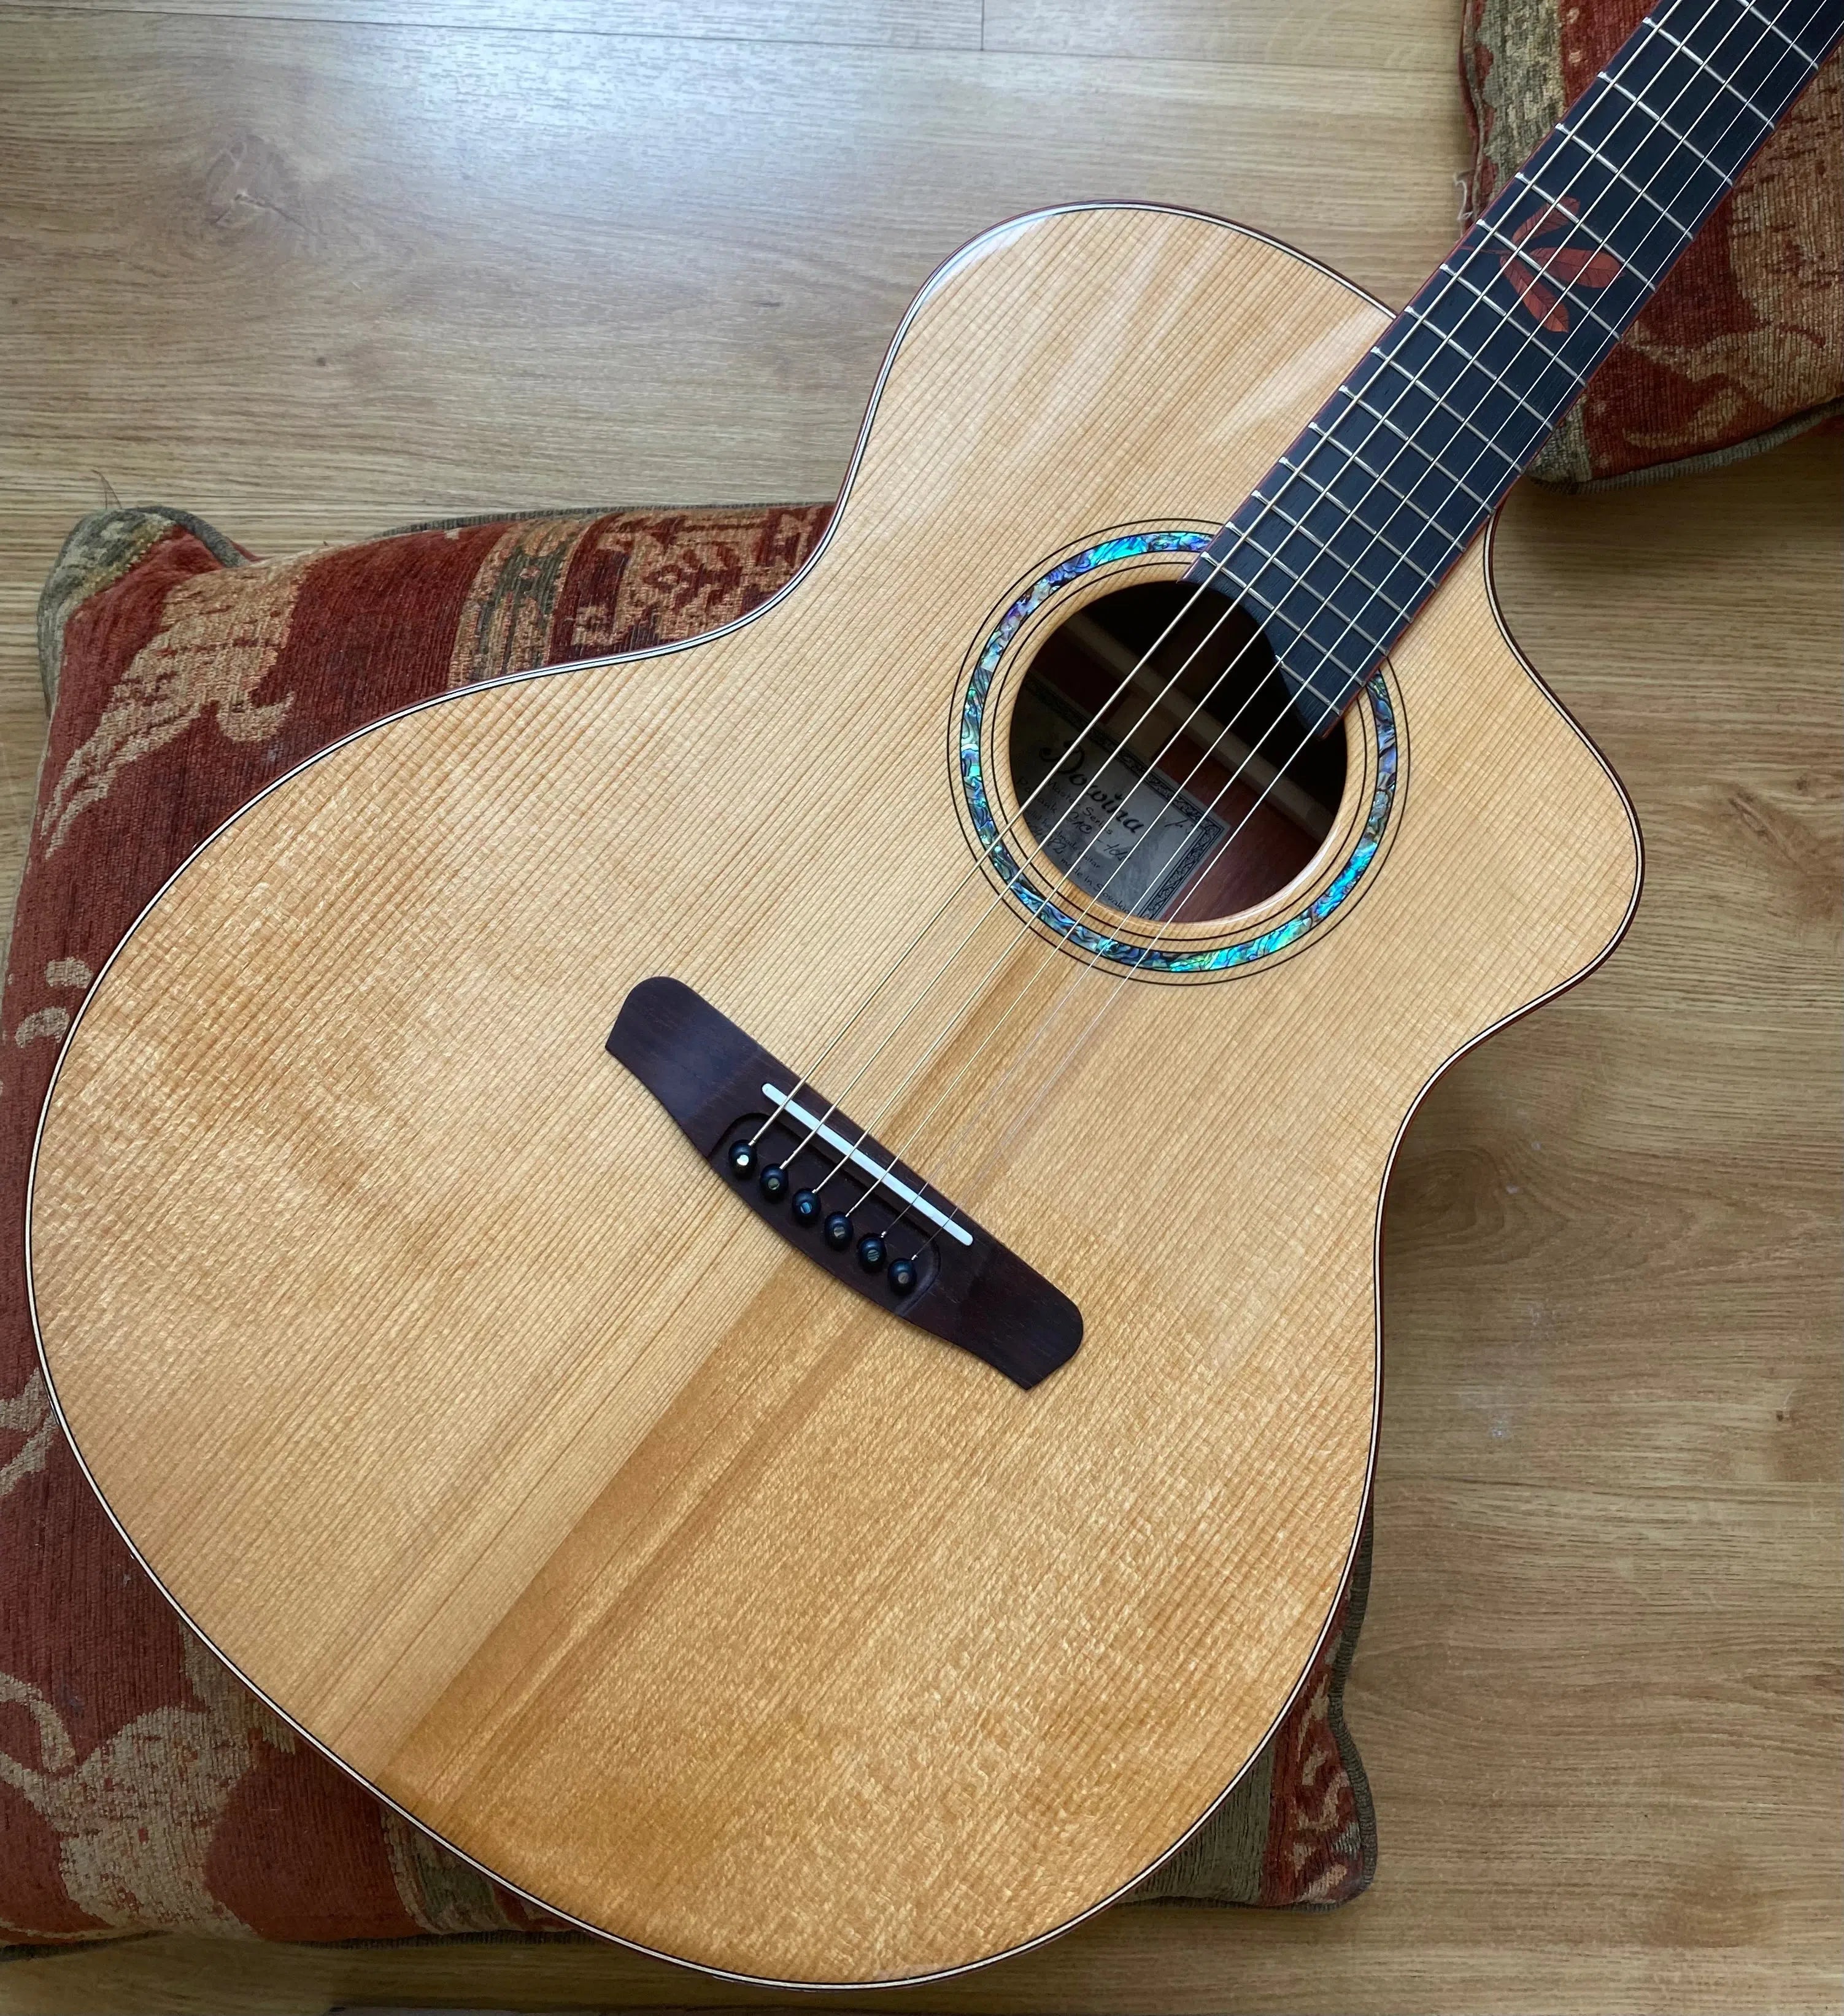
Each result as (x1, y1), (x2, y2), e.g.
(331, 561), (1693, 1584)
(1189, 0), (1841, 727)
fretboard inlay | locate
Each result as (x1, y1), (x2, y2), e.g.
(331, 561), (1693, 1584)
(1189, 0), (1840, 728)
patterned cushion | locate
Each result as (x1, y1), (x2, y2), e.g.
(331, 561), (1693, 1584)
(1, 503), (1375, 1953)
(1462, 0), (1842, 487)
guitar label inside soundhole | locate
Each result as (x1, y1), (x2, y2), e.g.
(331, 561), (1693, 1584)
(1009, 681), (1228, 920)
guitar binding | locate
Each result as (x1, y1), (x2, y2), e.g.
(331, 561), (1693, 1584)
(607, 976), (1082, 1389)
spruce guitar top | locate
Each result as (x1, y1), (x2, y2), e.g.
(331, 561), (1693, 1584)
(27, 0), (1839, 1987)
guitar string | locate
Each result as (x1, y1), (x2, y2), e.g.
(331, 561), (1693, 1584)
(865, 653), (1383, 1244)
(728, 0), (1799, 1256)
(822, 0), (1796, 1248)
(811, 0), (1765, 1213)
(876, 10), (1810, 1251)
(874, 0), (1806, 1242)
(841, 668), (1341, 1232)
(763, 606), (1286, 1182)
(757, 0), (1763, 1201)
(738, 551), (1284, 1153)
(727, 0), (1724, 1163)
(674, 0), (1808, 1323)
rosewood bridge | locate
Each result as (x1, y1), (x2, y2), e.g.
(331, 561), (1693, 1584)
(608, 977), (1082, 1388)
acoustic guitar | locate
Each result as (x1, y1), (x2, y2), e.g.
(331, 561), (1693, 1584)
(27, 0), (1838, 1985)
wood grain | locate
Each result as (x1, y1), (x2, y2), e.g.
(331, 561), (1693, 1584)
(28, 205), (1638, 1985)
(1, 476), (1837, 2016)
(0, 2), (1468, 967)
(5, 0), (1457, 71)
(984, 0), (1459, 71)
(1, 0), (1837, 2009)
(0, 0), (985, 46)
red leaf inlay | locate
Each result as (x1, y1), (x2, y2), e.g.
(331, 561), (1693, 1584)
(1494, 196), (1625, 333)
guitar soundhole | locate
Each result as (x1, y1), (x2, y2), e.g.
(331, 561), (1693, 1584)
(1007, 583), (1348, 926)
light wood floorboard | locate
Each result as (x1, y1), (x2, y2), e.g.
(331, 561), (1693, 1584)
(984, 0), (1459, 70)
(0, 1), (1837, 2010)
(0, 0), (986, 48)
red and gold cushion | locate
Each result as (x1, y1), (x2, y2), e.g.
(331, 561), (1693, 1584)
(1, 503), (1375, 1952)
(1462, 0), (1842, 487)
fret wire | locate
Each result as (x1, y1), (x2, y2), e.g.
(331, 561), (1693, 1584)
(1348, 4), (1803, 511)
(1653, 0), (1821, 123)
(1643, 17), (1778, 122)
(1226, 509), (1421, 643)
(1249, 482), (1436, 601)
(1289, 0), (1805, 691)
(1550, 118), (1698, 236)
(1311, 138), (1673, 568)
(1433, 245), (1636, 396)
(1231, 568), (1404, 672)
(1301, 0), (1823, 702)
(1361, 349), (1553, 466)
(1390, 307), (1562, 433)
(1308, 412), (1502, 512)
(1193, 0), (1830, 734)
(1280, 586), (1411, 667)
(1268, 0), (1796, 598)
(1276, 450), (1451, 546)
(1734, 0), (1813, 55)
(1024, 0), (1830, 1177)
(1479, 176), (1649, 276)
(1263, 436), (1445, 553)
(811, 0), (1839, 1193)
(1601, 73), (1739, 181)
(1467, 220), (1638, 345)
(1300, 422), (1483, 546)
(1653, 0), (1813, 67)
(1222, 435), (1454, 636)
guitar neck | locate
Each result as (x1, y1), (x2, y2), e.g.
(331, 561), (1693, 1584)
(1190, 0), (1841, 724)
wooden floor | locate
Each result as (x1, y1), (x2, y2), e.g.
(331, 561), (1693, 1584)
(1, 2), (1838, 2012)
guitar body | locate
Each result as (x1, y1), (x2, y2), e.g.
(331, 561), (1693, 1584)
(28, 206), (1640, 1985)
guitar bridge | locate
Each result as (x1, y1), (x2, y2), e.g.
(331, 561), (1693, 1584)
(607, 977), (1082, 1388)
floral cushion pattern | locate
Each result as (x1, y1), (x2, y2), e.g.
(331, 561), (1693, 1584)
(1, 503), (1375, 1953)
(1462, 0), (1842, 487)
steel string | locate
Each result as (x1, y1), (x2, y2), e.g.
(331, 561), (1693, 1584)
(822, 0), (1791, 1242)
(744, 0), (1802, 1248)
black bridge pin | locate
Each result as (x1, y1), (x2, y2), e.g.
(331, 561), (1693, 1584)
(856, 1232), (887, 1273)
(791, 1189), (822, 1228)
(887, 1256), (919, 1296)
(758, 1164), (789, 1202)
(823, 1211), (854, 1251)
(726, 1139), (758, 1180)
